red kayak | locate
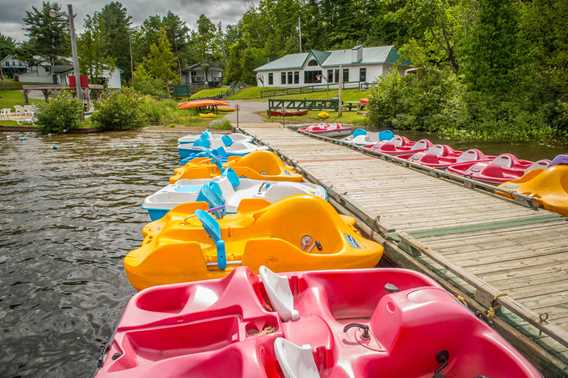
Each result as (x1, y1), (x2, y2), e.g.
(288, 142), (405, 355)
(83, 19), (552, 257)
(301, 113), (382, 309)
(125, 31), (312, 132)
(369, 138), (432, 156)
(299, 123), (353, 137)
(96, 266), (539, 378)
(448, 153), (536, 184)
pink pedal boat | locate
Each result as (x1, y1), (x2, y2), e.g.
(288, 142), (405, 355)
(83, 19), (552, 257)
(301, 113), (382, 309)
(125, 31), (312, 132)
(398, 144), (462, 164)
(368, 137), (433, 156)
(299, 123), (353, 137)
(448, 153), (548, 185)
(95, 267), (539, 378)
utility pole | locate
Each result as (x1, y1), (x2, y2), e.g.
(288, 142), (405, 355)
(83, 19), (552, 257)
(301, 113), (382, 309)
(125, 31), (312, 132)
(67, 4), (82, 104)
(338, 64), (343, 117)
(297, 16), (302, 52)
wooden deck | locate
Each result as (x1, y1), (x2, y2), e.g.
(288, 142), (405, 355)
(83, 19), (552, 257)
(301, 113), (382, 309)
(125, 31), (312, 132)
(238, 124), (568, 376)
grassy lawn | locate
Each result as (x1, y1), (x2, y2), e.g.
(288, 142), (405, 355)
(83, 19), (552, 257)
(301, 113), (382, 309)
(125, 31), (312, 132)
(0, 120), (23, 127)
(0, 90), (41, 109)
(259, 109), (368, 126)
(228, 86), (372, 102)
(190, 87), (230, 99)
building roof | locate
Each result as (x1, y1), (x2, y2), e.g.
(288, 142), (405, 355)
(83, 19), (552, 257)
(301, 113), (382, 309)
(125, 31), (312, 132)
(254, 45), (399, 71)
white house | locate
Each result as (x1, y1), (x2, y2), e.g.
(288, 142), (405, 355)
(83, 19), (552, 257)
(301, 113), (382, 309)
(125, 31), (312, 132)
(254, 45), (400, 87)
(0, 55), (27, 77)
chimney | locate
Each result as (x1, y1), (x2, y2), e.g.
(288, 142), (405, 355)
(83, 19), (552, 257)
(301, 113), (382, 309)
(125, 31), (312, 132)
(352, 45), (363, 63)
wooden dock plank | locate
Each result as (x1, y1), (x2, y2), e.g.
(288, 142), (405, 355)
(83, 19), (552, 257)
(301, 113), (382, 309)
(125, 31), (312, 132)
(241, 125), (568, 374)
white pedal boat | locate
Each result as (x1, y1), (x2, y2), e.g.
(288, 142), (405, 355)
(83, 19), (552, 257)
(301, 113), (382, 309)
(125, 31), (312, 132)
(341, 128), (379, 147)
(178, 139), (268, 161)
(143, 168), (327, 220)
(178, 131), (252, 144)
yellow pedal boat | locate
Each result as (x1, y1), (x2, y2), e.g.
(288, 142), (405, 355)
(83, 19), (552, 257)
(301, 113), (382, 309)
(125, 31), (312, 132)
(125, 195), (384, 290)
(169, 150), (303, 184)
(498, 155), (568, 216)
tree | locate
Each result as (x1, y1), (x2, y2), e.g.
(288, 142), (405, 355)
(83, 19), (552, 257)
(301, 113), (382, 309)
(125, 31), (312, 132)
(0, 33), (16, 60)
(22, 1), (69, 73)
(461, 0), (519, 96)
(79, 15), (115, 83)
(143, 28), (178, 91)
(97, 2), (132, 81)
(0, 33), (16, 79)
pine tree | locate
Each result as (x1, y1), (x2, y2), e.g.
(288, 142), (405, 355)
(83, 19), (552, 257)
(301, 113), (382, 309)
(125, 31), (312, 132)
(22, 1), (69, 72)
(144, 28), (178, 90)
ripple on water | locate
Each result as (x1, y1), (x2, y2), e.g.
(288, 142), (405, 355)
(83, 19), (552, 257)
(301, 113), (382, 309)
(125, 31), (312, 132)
(0, 130), (181, 377)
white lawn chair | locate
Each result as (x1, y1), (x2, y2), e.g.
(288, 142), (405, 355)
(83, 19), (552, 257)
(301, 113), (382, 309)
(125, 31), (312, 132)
(23, 105), (35, 116)
(14, 105), (25, 115)
(0, 108), (10, 120)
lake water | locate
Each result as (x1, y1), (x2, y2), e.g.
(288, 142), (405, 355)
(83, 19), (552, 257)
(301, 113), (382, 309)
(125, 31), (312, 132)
(0, 128), (564, 377)
(0, 131), (179, 377)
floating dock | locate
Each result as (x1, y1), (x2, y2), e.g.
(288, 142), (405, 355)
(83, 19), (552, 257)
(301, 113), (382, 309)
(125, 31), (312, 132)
(237, 123), (568, 377)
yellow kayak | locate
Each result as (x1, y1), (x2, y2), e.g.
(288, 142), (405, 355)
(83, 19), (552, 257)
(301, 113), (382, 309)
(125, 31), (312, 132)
(498, 156), (568, 216)
(125, 195), (384, 290)
(169, 150), (303, 183)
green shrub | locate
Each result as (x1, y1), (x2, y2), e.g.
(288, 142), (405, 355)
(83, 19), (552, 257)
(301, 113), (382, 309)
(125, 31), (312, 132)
(91, 88), (148, 131)
(210, 119), (232, 130)
(35, 92), (83, 134)
(132, 65), (168, 97)
(0, 80), (23, 90)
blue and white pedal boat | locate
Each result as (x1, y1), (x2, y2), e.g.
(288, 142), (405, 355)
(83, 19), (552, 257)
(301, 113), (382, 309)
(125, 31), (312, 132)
(143, 168), (327, 220)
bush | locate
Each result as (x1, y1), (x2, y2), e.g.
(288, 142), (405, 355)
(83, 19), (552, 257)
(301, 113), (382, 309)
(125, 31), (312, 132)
(0, 80), (23, 90)
(210, 119), (232, 130)
(35, 92), (83, 134)
(91, 88), (148, 131)
(132, 65), (168, 97)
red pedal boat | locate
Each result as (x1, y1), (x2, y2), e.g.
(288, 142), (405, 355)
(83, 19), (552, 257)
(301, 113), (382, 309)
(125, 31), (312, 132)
(299, 123), (353, 137)
(95, 267), (539, 378)
(368, 137), (432, 156)
(398, 144), (462, 163)
(448, 153), (543, 185)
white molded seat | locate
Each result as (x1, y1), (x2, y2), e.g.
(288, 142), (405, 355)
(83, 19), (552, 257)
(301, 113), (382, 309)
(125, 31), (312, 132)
(259, 266), (299, 321)
(492, 154), (513, 168)
(274, 337), (320, 378)
(457, 149), (480, 163)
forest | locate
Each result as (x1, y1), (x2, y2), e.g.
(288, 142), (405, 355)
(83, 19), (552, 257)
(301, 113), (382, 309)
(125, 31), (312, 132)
(0, 0), (566, 141)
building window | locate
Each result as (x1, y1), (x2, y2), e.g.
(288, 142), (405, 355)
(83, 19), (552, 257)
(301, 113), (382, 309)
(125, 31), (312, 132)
(294, 71), (299, 84)
(304, 70), (322, 84)
(281, 72), (286, 85)
(287, 71), (293, 84)
(334, 69), (339, 83)
(307, 59), (318, 67)
(268, 72), (273, 85)
(359, 68), (367, 82)
(327, 69), (333, 83)
(343, 68), (349, 82)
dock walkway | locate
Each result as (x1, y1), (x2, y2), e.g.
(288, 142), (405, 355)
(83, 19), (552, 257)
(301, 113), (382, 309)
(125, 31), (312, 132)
(238, 124), (568, 376)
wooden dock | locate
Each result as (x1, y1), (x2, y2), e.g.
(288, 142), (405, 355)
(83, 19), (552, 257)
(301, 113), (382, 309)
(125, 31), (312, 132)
(237, 124), (568, 377)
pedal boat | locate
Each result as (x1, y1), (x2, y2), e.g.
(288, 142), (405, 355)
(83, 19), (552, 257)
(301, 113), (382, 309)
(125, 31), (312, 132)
(299, 123), (352, 138)
(448, 153), (545, 185)
(402, 148), (492, 169)
(398, 144), (462, 163)
(124, 195), (383, 290)
(143, 168), (327, 221)
(96, 266), (540, 378)
(178, 134), (266, 160)
(178, 131), (252, 145)
(499, 154), (567, 215)
(169, 151), (304, 184)
(368, 137), (432, 156)
(341, 128), (378, 147)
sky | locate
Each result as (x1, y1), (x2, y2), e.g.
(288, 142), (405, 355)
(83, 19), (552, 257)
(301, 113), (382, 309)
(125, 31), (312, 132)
(0, 0), (255, 41)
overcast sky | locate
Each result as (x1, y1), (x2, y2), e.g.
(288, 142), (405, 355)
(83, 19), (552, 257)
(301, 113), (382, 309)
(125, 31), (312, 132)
(0, 0), (255, 41)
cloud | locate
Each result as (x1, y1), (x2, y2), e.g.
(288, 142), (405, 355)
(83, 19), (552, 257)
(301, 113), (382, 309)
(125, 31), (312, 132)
(0, 0), (255, 41)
